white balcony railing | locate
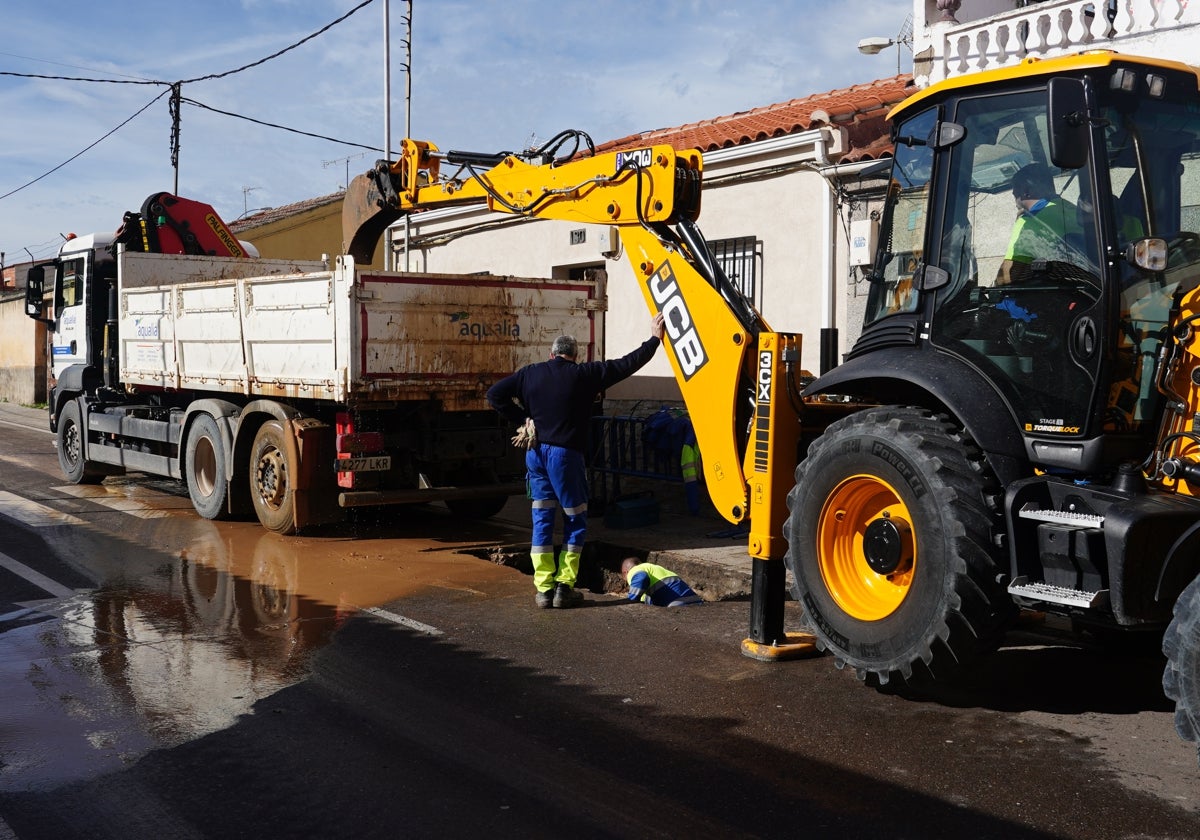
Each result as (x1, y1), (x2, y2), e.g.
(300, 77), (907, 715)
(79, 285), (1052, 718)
(922, 0), (1199, 85)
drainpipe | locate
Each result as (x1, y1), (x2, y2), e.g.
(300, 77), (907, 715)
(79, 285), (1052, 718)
(812, 130), (840, 375)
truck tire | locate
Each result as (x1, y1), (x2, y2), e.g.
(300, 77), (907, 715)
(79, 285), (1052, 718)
(784, 406), (1009, 686)
(57, 399), (105, 485)
(1163, 573), (1200, 764)
(250, 420), (297, 535)
(185, 413), (231, 520)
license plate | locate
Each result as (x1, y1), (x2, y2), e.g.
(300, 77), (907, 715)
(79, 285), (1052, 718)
(337, 455), (392, 472)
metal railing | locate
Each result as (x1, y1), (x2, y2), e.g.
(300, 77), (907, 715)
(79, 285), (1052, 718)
(587, 413), (685, 507)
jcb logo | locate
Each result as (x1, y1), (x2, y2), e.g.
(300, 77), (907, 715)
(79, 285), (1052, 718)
(647, 262), (707, 380)
(616, 148), (653, 171)
(758, 351), (772, 403)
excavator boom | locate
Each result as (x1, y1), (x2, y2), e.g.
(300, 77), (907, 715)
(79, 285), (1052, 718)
(343, 133), (805, 555)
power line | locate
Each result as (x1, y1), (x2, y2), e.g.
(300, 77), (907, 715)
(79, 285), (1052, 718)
(180, 96), (383, 152)
(0, 88), (170, 204)
(0, 69), (164, 85)
(0, 1), (382, 254)
(180, 0), (377, 84)
(0, 51), (158, 82)
(1, 0), (378, 89)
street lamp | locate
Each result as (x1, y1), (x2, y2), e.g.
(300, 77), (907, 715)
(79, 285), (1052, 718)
(857, 14), (913, 74)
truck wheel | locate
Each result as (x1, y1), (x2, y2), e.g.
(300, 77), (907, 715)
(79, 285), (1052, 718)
(250, 420), (297, 534)
(57, 400), (105, 485)
(185, 413), (231, 520)
(785, 406), (1008, 686)
(1163, 573), (1200, 764)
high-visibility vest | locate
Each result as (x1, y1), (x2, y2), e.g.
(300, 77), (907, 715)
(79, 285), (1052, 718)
(680, 443), (699, 483)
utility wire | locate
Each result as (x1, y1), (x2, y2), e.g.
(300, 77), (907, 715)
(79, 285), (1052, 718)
(0, 70), (164, 84)
(0, 88), (170, 203)
(0, 50), (158, 82)
(180, 0), (376, 84)
(1, 0), (377, 87)
(0, 0), (380, 253)
(180, 96), (383, 152)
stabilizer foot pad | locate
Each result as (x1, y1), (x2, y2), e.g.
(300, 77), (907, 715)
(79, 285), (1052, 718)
(740, 632), (821, 662)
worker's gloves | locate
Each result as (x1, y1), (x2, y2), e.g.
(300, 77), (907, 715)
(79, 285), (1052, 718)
(511, 417), (537, 449)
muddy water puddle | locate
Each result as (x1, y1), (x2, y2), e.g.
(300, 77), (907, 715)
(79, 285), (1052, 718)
(1, 505), (524, 791)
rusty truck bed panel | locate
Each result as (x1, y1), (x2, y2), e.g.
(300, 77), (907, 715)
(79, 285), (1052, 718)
(117, 253), (603, 407)
(352, 272), (601, 410)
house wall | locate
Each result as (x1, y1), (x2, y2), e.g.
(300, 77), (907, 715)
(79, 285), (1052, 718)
(235, 198), (384, 270)
(0, 292), (46, 406)
(392, 154), (846, 406)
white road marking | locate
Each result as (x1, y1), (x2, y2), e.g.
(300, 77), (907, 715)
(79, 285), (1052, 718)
(0, 490), (87, 527)
(0, 415), (52, 435)
(0, 550), (74, 599)
(53, 485), (181, 519)
(360, 606), (443, 636)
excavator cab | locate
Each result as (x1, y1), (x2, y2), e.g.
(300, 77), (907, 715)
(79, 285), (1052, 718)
(855, 55), (1200, 476)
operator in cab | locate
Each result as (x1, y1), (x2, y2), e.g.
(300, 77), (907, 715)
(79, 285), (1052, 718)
(995, 163), (1086, 285)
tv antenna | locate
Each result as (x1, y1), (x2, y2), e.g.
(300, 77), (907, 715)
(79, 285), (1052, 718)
(323, 152), (367, 191)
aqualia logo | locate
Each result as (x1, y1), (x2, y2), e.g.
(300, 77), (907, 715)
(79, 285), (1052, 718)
(449, 310), (521, 341)
(134, 318), (160, 340)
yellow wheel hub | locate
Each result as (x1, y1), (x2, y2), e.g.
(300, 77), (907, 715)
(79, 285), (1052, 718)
(818, 474), (916, 621)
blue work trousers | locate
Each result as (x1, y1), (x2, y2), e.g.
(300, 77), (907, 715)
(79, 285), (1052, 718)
(526, 443), (588, 591)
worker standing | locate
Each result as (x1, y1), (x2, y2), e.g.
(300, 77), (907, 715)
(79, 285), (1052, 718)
(487, 313), (666, 609)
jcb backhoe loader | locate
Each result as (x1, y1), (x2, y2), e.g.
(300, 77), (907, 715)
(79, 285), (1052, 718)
(343, 52), (1200, 757)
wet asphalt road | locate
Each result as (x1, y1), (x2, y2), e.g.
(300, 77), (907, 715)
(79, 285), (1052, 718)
(1, 406), (1199, 838)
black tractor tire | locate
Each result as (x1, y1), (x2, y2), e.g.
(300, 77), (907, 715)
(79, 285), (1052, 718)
(250, 420), (298, 535)
(1163, 573), (1200, 764)
(56, 399), (105, 485)
(784, 406), (1010, 686)
(185, 413), (231, 520)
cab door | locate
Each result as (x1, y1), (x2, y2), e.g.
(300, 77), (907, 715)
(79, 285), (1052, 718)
(928, 88), (1106, 441)
(50, 253), (91, 382)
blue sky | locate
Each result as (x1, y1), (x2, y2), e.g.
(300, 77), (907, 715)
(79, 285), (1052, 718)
(0, 0), (911, 264)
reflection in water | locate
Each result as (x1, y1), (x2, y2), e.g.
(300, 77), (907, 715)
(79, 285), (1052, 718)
(84, 531), (343, 742)
(1, 524), (342, 791)
(2, 512), (515, 791)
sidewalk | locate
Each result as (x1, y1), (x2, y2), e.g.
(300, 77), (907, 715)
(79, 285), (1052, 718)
(0, 400), (48, 428)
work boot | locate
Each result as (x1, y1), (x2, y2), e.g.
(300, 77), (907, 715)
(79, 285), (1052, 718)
(535, 589), (554, 609)
(552, 583), (584, 609)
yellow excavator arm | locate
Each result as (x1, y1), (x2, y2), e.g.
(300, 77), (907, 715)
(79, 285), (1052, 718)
(343, 131), (807, 558)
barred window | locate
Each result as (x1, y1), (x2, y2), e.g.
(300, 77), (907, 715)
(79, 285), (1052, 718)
(707, 236), (760, 301)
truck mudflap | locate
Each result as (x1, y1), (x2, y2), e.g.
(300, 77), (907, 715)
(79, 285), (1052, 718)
(289, 417), (341, 530)
(338, 481), (525, 508)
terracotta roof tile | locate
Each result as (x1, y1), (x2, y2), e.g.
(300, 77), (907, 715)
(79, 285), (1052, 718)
(595, 74), (913, 163)
(230, 192), (343, 232)
(234, 76), (913, 229)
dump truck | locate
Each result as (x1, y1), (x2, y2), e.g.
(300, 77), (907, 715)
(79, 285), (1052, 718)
(340, 53), (1200, 757)
(24, 192), (605, 533)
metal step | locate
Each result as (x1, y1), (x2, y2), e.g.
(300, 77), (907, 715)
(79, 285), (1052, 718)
(1017, 503), (1105, 528)
(1007, 576), (1109, 609)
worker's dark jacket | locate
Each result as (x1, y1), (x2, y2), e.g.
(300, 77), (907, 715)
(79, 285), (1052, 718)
(486, 337), (660, 453)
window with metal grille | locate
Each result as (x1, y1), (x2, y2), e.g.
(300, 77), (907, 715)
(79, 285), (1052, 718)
(707, 236), (760, 301)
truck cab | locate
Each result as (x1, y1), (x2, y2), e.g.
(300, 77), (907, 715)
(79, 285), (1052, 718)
(26, 234), (117, 426)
